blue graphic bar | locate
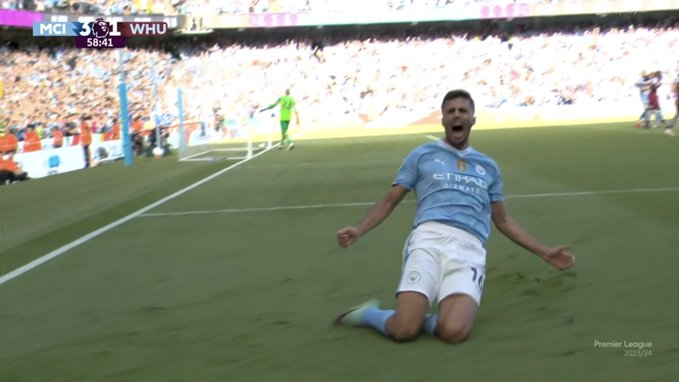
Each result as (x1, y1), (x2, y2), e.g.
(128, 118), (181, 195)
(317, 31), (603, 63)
(33, 21), (80, 36)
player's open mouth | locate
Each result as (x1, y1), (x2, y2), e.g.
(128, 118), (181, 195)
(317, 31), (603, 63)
(452, 124), (464, 132)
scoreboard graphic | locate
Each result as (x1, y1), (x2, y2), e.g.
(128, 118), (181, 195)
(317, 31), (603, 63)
(33, 18), (168, 48)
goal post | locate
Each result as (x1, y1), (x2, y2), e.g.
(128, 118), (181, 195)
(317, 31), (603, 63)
(170, 89), (276, 162)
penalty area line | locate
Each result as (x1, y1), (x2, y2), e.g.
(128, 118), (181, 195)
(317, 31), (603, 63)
(0, 146), (276, 286)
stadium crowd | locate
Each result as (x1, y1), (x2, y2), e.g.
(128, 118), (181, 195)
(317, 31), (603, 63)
(1, 20), (678, 149)
(174, 0), (561, 16)
(1, 0), (172, 14)
(1, 0), (576, 15)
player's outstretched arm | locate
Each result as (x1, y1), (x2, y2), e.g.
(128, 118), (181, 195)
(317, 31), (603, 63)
(337, 185), (408, 248)
(491, 201), (575, 270)
(260, 100), (279, 112)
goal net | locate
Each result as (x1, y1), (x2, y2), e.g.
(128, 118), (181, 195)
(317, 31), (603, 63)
(170, 111), (277, 162)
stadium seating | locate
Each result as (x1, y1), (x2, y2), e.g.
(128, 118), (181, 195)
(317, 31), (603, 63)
(0, 0), (576, 16)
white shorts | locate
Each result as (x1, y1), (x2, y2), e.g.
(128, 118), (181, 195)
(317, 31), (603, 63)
(397, 221), (487, 306)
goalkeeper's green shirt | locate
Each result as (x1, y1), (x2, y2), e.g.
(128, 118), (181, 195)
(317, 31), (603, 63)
(274, 95), (296, 121)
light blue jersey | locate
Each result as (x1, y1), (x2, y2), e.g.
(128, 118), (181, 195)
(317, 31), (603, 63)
(394, 139), (504, 244)
(636, 76), (651, 106)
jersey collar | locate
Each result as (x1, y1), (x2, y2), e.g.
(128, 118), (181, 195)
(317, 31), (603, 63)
(436, 138), (473, 156)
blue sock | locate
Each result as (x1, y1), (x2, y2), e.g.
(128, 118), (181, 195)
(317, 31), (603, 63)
(361, 308), (394, 335)
(644, 111), (650, 128)
(423, 314), (437, 336)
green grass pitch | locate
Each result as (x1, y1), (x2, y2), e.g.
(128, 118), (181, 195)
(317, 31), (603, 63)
(1, 123), (677, 381)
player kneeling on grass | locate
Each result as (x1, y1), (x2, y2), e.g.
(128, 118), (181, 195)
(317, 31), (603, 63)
(334, 89), (575, 344)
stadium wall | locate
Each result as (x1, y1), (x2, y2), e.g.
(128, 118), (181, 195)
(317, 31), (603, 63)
(14, 135), (124, 178)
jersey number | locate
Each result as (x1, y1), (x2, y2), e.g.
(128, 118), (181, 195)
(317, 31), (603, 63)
(470, 267), (485, 289)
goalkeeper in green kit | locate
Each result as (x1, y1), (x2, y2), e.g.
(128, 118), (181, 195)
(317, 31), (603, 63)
(260, 89), (299, 150)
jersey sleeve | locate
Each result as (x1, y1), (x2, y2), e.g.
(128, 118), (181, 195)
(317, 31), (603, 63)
(393, 149), (419, 190)
(488, 162), (505, 203)
(269, 98), (281, 108)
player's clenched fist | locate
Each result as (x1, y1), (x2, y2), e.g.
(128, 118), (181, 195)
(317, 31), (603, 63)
(337, 227), (361, 248)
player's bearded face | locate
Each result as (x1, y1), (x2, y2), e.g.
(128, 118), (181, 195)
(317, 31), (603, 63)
(441, 98), (476, 150)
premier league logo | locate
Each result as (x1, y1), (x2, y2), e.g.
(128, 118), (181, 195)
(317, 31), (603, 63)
(92, 18), (110, 39)
(74, 17), (124, 48)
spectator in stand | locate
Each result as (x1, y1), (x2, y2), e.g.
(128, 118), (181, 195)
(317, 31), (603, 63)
(130, 115), (145, 155)
(80, 115), (93, 167)
(105, 118), (121, 141)
(22, 124), (42, 152)
(0, 124), (18, 155)
(52, 126), (64, 148)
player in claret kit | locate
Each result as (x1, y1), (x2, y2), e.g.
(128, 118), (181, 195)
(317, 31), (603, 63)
(645, 71), (670, 133)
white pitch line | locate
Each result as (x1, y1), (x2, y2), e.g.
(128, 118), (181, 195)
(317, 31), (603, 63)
(138, 186), (679, 218)
(0, 146), (276, 286)
(506, 186), (679, 199)
(245, 158), (399, 169)
(140, 201), (378, 217)
(426, 135), (440, 141)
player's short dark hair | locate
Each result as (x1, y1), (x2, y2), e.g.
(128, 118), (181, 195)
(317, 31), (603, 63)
(441, 89), (475, 112)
